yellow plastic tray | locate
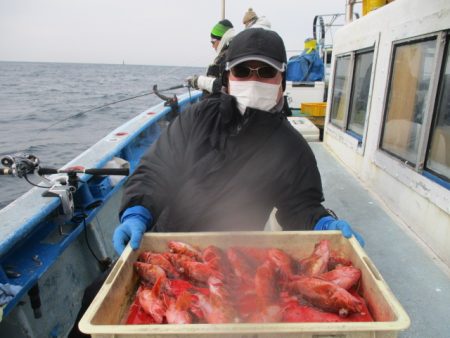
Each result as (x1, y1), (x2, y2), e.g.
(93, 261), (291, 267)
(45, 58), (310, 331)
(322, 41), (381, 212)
(79, 231), (410, 338)
(301, 102), (327, 117)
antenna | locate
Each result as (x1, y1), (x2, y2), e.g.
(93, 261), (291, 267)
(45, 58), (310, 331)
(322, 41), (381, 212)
(221, 0), (225, 19)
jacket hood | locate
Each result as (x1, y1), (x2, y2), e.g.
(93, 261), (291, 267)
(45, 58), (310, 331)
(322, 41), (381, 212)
(217, 28), (235, 54)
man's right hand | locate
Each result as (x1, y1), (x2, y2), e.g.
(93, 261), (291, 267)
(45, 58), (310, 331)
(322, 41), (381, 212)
(112, 206), (152, 255)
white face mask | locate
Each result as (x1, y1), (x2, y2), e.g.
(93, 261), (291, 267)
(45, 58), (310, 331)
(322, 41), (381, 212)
(229, 80), (281, 114)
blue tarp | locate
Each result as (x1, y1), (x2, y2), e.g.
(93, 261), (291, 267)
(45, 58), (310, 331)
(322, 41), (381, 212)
(286, 50), (324, 82)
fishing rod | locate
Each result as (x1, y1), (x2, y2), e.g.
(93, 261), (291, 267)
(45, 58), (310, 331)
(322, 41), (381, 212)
(41, 83), (186, 131)
(0, 153), (129, 182)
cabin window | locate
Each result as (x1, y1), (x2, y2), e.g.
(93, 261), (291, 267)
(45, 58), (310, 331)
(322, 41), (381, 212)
(330, 55), (351, 128)
(330, 49), (374, 141)
(380, 38), (437, 166)
(347, 51), (374, 136)
(426, 40), (450, 181)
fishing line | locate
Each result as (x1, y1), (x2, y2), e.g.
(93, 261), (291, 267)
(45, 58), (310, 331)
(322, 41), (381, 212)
(3, 83), (188, 200)
(82, 216), (103, 265)
(41, 84), (185, 131)
(23, 174), (51, 189)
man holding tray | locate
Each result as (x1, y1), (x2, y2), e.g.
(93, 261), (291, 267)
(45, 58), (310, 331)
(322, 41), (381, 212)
(113, 28), (365, 255)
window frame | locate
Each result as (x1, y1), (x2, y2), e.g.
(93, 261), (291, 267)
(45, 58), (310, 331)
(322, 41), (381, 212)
(423, 32), (450, 185)
(329, 53), (353, 129)
(379, 31), (447, 175)
(347, 49), (376, 141)
(329, 47), (375, 146)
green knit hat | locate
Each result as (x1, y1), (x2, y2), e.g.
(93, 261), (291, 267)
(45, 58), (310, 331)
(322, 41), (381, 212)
(210, 19), (233, 40)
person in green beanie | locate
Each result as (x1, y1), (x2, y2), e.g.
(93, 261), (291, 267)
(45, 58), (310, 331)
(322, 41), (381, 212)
(186, 19), (235, 95)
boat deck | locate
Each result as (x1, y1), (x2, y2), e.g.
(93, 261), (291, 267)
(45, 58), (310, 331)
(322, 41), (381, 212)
(310, 142), (450, 338)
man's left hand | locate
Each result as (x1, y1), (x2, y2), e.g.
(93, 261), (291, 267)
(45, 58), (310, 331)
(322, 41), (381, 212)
(314, 216), (365, 247)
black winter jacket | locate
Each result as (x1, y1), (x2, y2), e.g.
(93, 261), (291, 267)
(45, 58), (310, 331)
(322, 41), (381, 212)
(206, 43), (228, 79)
(120, 93), (329, 232)
(204, 44), (230, 94)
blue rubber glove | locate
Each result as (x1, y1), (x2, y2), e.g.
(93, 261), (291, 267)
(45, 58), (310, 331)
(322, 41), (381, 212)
(314, 216), (365, 247)
(112, 205), (152, 255)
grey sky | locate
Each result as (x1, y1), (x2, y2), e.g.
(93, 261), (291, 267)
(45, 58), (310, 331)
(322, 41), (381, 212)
(0, 0), (354, 67)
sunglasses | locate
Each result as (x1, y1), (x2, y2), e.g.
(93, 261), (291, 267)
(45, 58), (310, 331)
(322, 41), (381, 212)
(210, 39), (219, 45)
(230, 65), (279, 79)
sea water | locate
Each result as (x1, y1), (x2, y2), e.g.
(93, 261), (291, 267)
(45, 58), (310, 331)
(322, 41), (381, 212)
(0, 61), (204, 209)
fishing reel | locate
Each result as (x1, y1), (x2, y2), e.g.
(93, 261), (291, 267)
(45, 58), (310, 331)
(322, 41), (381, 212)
(1, 153), (76, 222)
(153, 84), (180, 122)
(1, 153), (40, 177)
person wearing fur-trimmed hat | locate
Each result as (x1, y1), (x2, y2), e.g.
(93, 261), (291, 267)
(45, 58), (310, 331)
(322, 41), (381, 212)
(186, 19), (235, 94)
(242, 7), (271, 29)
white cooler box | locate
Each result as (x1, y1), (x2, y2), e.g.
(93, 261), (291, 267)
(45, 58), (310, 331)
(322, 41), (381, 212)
(288, 116), (320, 142)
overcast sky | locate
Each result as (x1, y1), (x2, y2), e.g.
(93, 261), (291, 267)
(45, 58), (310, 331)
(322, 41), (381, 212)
(0, 0), (357, 67)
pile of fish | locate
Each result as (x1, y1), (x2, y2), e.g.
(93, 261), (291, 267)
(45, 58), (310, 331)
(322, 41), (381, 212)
(125, 239), (373, 324)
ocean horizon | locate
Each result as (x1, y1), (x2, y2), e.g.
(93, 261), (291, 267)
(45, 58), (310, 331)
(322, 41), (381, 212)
(0, 59), (204, 69)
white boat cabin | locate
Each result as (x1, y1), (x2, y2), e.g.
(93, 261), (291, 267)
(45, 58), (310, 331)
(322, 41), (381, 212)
(323, 0), (450, 267)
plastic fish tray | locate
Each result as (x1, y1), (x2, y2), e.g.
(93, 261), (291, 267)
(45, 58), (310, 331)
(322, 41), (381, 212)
(79, 231), (410, 337)
(301, 102), (327, 117)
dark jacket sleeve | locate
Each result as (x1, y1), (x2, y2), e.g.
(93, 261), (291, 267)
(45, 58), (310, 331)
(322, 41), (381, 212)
(205, 45), (229, 94)
(119, 104), (197, 221)
(275, 143), (330, 230)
